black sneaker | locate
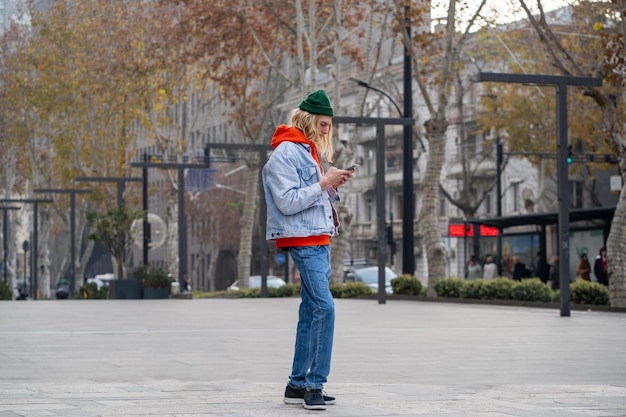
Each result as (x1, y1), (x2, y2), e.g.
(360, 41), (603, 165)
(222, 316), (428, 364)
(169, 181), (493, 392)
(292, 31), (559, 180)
(303, 389), (327, 410)
(283, 385), (336, 405)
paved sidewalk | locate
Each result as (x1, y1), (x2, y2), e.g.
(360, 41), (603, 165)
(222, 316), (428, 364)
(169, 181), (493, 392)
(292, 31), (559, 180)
(0, 297), (625, 416)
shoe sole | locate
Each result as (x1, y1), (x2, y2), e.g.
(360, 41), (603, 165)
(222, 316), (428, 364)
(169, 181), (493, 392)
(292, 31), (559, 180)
(303, 403), (327, 410)
(284, 397), (336, 405)
(283, 398), (303, 405)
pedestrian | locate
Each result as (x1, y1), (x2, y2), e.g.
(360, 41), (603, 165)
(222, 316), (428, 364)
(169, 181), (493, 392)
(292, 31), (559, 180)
(465, 255), (482, 279)
(594, 247), (608, 286)
(535, 251), (550, 284)
(262, 89), (354, 411)
(483, 255), (498, 280)
(576, 253), (591, 281)
(549, 255), (560, 290)
(511, 255), (527, 281)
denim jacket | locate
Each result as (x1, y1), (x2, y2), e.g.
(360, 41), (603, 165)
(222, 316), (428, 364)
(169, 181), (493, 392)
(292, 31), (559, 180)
(262, 141), (337, 240)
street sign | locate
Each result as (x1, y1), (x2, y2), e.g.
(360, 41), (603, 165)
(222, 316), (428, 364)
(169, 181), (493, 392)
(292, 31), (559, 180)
(611, 175), (622, 192)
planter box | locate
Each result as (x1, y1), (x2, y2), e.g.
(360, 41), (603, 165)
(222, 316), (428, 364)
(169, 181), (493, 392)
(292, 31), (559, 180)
(142, 287), (170, 299)
(109, 279), (142, 299)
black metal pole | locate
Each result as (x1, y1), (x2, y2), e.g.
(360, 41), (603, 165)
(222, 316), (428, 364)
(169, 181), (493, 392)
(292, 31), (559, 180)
(2, 209), (7, 281)
(32, 203), (38, 300)
(178, 167), (187, 290)
(402, 3), (415, 276)
(1, 199), (52, 300)
(260, 152), (269, 298)
(376, 122), (387, 304)
(70, 193), (76, 293)
(477, 72), (601, 317)
(556, 83), (571, 317)
(142, 162), (149, 266)
(34, 189), (91, 295)
(496, 138), (503, 275)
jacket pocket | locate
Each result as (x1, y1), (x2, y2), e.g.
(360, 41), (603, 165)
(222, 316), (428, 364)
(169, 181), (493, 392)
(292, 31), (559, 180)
(298, 165), (318, 188)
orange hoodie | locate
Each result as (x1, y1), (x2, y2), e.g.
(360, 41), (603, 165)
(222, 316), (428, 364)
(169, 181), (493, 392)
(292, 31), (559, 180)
(269, 125), (330, 249)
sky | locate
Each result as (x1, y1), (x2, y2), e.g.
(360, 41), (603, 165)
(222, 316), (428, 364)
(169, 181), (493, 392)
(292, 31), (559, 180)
(431, 0), (572, 29)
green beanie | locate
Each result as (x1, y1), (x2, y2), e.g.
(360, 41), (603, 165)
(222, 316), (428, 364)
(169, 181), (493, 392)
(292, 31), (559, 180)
(299, 90), (334, 116)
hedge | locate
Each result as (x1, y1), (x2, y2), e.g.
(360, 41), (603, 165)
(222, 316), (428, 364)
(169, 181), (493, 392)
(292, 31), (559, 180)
(434, 277), (609, 305)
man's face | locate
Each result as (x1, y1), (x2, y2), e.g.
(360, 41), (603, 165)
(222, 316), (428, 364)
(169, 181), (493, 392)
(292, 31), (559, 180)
(317, 115), (332, 137)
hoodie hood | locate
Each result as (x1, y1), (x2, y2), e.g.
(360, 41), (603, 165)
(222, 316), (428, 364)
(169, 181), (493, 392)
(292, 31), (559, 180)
(271, 125), (321, 170)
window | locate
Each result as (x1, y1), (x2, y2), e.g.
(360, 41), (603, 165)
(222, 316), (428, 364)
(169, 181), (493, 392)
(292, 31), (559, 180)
(512, 181), (521, 212)
(439, 192), (446, 217)
(570, 181), (583, 209)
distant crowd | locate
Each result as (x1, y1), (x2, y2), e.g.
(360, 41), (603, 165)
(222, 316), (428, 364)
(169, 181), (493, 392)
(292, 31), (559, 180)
(465, 247), (609, 290)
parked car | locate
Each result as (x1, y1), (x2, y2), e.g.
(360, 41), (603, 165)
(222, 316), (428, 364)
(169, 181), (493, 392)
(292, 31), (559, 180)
(227, 275), (286, 291)
(344, 266), (398, 294)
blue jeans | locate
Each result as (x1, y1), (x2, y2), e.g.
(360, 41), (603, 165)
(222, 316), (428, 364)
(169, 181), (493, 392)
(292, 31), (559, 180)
(288, 245), (335, 390)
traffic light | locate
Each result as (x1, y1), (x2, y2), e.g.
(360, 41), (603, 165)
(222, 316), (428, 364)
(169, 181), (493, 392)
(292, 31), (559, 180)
(385, 225), (397, 255)
(567, 145), (573, 164)
(204, 146), (211, 167)
(385, 225), (393, 245)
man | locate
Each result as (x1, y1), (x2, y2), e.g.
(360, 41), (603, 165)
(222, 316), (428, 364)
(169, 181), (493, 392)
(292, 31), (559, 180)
(512, 255), (527, 281)
(262, 90), (354, 410)
(594, 247), (608, 286)
(535, 251), (550, 284)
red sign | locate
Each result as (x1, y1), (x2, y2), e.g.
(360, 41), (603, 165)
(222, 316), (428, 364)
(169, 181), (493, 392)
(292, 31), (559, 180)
(448, 224), (499, 237)
(449, 224), (473, 237)
(479, 225), (499, 236)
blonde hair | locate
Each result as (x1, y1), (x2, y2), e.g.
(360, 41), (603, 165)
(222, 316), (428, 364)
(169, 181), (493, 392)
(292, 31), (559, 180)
(290, 108), (334, 163)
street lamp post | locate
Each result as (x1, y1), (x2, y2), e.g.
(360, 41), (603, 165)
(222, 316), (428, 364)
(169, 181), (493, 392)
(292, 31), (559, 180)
(1, 198), (53, 299)
(334, 116), (414, 304)
(478, 72), (602, 317)
(350, 77), (419, 276)
(204, 143), (272, 296)
(34, 188), (92, 294)
(496, 137), (503, 275)
(130, 158), (208, 287)
(402, 4), (415, 276)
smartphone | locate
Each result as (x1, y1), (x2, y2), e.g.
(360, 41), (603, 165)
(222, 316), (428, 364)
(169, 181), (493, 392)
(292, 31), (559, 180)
(343, 164), (360, 171)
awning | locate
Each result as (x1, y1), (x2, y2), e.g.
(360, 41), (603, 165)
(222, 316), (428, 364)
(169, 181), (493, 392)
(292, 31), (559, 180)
(468, 207), (615, 229)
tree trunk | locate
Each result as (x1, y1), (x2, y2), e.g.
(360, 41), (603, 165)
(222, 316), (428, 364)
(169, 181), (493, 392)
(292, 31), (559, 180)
(38, 208), (51, 298)
(167, 193), (178, 281)
(236, 158), (259, 289)
(422, 128), (448, 296)
(607, 169), (626, 307)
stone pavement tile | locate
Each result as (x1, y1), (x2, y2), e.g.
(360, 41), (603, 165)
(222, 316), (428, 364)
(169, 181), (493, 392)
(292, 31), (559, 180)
(3, 381), (626, 417)
(2, 299), (625, 416)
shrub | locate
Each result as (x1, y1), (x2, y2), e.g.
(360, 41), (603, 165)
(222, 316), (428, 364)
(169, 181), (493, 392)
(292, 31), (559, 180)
(459, 279), (487, 299)
(0, 280), (12, 300)
(510, 278), (551, 302)
(133, 264), (150, 285)
(234, 287), (282, 298)
(276, 283), (299, 297)
(483, 277), (515, 300)
(147, 268), (172, 289)
(570, 280), (609, 306)
(550, 289), (560, 303)
(235, 288), (261, 298)
(78, 282), (109, 299)
(434, 278), (463, 298)
(339, 282), (373, 298)
(391, 274), (423, 296)
(329, 283), (345, 298)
